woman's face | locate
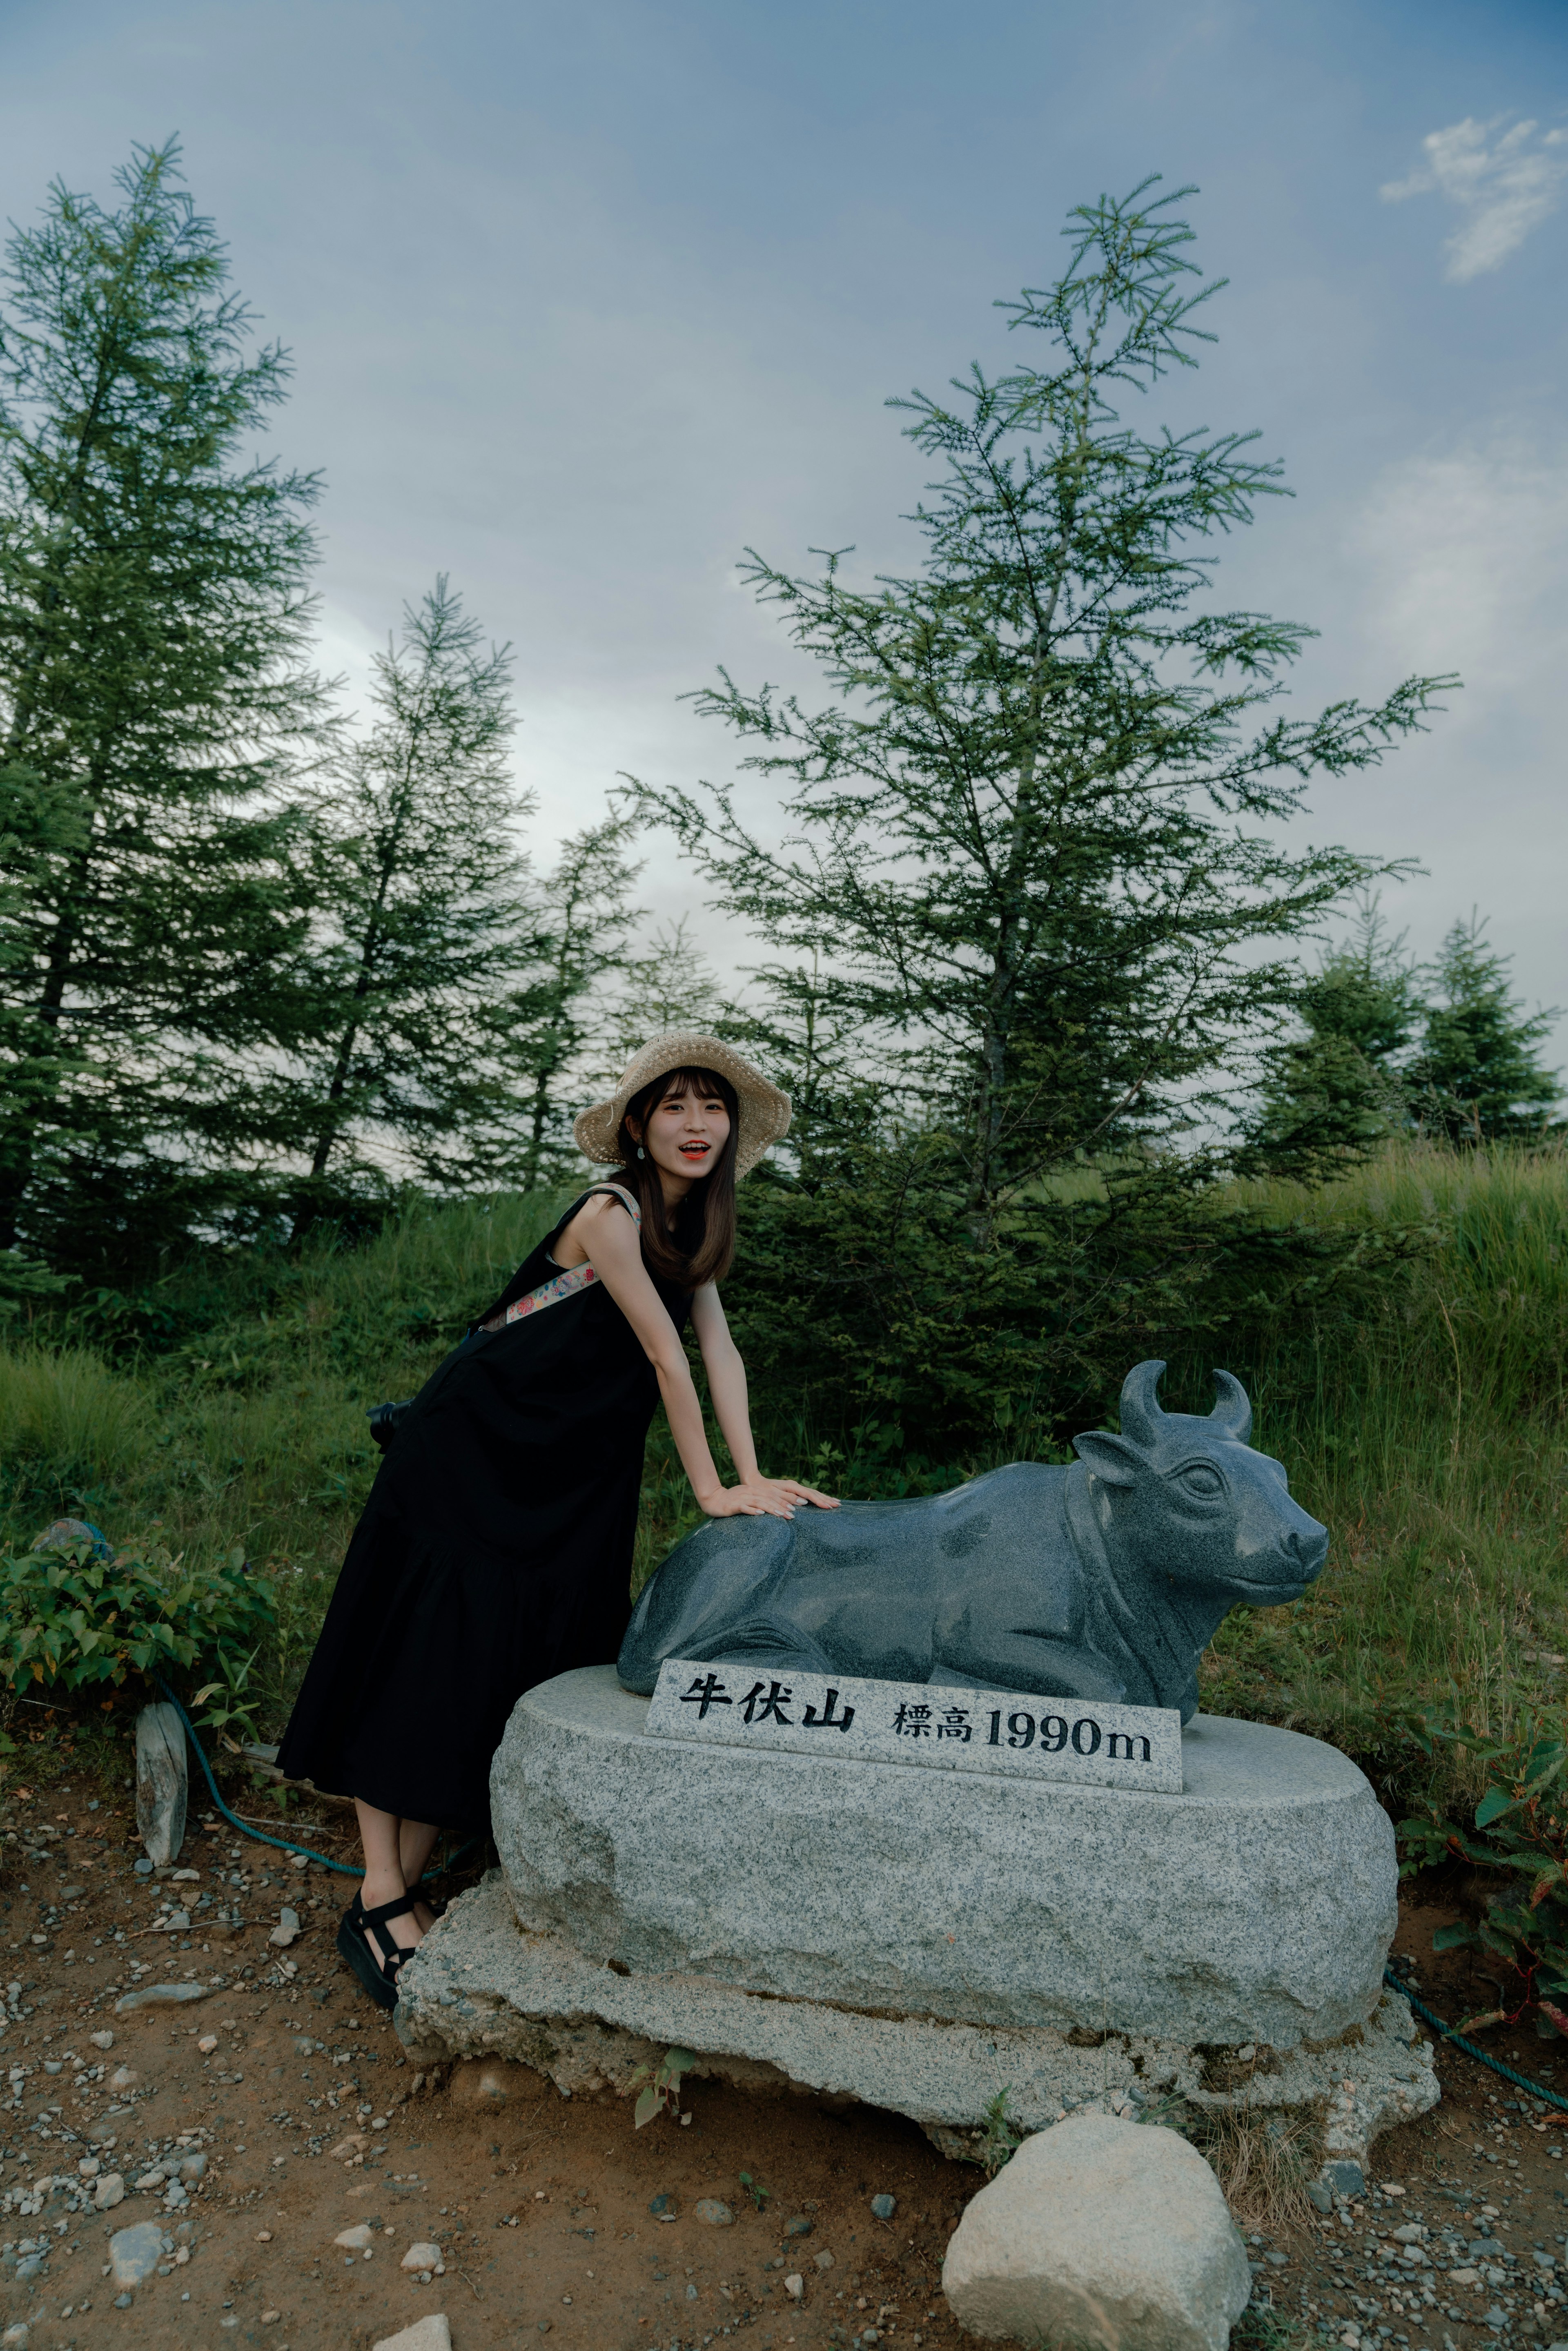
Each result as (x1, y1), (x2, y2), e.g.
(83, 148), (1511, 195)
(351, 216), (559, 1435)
(635, 1082), (732, 1185)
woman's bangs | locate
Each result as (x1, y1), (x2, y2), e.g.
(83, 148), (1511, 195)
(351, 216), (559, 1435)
(656, 1065), (732, 1105)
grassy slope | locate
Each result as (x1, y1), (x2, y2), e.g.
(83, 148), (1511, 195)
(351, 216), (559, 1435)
(1196, 1144), (1567, 1801)
(2, 1145), (1563, 1809)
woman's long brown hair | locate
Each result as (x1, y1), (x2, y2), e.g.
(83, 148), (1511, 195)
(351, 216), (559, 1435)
(616, 1065), (739, 1286)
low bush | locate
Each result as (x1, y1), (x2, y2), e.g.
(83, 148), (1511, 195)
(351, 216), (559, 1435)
(1399, 1705), (1568, 2037)
(0, 1535), (276, 1741)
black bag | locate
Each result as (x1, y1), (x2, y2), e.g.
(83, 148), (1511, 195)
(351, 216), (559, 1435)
(367, 1399), (412, 1454)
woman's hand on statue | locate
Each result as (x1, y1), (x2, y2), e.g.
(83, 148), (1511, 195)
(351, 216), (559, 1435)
(700, 1476), (840, 1520)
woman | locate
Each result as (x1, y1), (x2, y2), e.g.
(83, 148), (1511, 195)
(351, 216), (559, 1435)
(276, 1032), (836, 2007)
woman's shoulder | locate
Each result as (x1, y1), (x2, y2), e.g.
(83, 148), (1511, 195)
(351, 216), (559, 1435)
(552, 1182), (642, 1270)
(565, 1181), (640, 1232)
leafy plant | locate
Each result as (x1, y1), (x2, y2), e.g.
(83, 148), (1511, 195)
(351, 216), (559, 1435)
(972, 2087), (1026, 2176)
(1399, 1705), (1568, 2035)
(0, 1535), (276, 1723)
(622, 2045), (695, 2129)
(737, 2170), (771, 2211)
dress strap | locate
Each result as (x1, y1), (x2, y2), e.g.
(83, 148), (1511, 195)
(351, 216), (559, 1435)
(478, 1183), (641, 1334)
(584, 1181), (641, 1228)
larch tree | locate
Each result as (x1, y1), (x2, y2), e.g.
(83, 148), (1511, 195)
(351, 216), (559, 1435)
(0, 141), (332, 1269)
(505, 811), (644, 1190)
(294, 576), (538, 1209)
(1410, 916), (1562, 1145)
(625, 181), (1455, 1443)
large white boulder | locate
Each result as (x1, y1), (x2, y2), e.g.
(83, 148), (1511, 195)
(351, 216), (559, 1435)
(942, 2113), (1250, 2350)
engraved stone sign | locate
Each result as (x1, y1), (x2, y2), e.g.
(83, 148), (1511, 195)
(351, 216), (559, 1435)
(644, 1657), (1183, 1794)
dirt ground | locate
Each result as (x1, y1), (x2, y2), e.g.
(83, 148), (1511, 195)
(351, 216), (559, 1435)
(3, 1765), (1567, 2351)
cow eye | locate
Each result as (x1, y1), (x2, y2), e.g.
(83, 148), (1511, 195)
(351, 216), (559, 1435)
(1178, 1464), (1224, 1499)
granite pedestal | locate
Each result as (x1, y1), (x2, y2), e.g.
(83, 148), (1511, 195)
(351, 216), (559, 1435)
(394, 1666), (1437, 2167)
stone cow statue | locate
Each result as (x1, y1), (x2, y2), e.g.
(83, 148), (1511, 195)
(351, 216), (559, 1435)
(618, 1360), (1327, 1721)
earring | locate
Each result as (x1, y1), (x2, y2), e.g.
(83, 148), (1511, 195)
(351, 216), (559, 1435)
(636, 1145), (646, 1160)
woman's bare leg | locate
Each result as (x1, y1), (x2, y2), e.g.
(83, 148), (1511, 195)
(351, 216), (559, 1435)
(399, 1818), (441, 1934)
(354, 1799), (423, 1960)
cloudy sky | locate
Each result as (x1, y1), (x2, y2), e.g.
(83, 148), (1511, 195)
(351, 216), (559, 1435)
(4, 0), (1564, 1060)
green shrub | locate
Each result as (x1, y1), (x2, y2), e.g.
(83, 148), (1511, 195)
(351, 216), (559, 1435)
(0, 1536), (276, 1740)
(1399, 1705), (1568, 2036)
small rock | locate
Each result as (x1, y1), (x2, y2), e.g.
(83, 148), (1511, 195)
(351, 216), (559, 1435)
(693, 2199), (734, 2227)
(374, 2315), (452, 2350)
(648, 2193), (677, 2219)
(290, 1851), (309, 1869)
(336, 2225), (375, 2251)
(171, 1867), (200, 1882)
(870, 2194), (897, 2220)
(113, 2294), (131, 2310)
(110, 2066), (138, 2089)
(1307, 2182), (1332, 2214)
(814, 2250), (835, 2271)
(1236, 2043), (1256, 2062)
(942, 2113), (1249, 2351)
(114, 1982), (210, 2015)
(401, 2241), (443, 2272)
(198, 2035), (218, 2053)
(93, 2175), (125, 2212)
(268, 1910), (300, 1950)
(0, 2324), (27, 2347)
(261, 2313), (281, 2325)
(109, 2220), (167, 2289)
(78, 2157), (101, 2177)
(785, 2273), (804, 2300)
(1321, 2158), (1365, 2200)
(164, 1910), (191, 1932)
(179, 2153), (206, 2181)
(783, 2214), (813, 2237)
(89, 2031), (114, 2050)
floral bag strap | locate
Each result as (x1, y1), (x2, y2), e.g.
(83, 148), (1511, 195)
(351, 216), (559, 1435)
(479, 1184), (641, 1333)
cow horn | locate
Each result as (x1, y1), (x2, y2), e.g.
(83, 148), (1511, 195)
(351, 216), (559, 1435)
(1117, 1360), (1168, 1446)
(1209, 1368), (1252, 1441)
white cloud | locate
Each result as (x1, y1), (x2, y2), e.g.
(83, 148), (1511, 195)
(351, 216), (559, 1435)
(1381, 115), (1568, 281)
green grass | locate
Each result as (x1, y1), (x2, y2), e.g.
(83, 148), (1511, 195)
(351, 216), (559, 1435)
(1193, 1141), (1568, 1803)
(2, 1141), (1564, 1812)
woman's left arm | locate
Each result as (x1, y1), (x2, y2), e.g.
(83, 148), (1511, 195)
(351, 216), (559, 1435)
(689, 1284), (838, 1512)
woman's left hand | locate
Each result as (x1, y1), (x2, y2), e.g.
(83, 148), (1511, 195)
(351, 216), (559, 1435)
(731, 1475), (839, 1518)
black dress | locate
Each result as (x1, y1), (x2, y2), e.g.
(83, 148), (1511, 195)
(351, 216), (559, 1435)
(276, 1186), (689, 1827)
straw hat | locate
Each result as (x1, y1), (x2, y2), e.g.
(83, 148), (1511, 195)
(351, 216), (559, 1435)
(573, 1032), (791, 1180)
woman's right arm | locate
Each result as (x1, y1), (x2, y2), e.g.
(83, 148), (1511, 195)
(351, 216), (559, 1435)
(573, 1198), (796, 1519)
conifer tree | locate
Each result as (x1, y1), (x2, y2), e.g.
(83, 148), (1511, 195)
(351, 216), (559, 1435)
(1411, 916), (1562, 1144)
(1252, 899), (1421, 1174)
(0, 141), (330, 1266)
(627, 181), (1455, 1442)
(293, 577), (534, 1205)
(634, 183), (1449, 1218)
(506, 812), (644, 1190)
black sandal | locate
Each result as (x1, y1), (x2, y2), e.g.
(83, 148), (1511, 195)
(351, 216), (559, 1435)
(337, 1893), (420, 2010)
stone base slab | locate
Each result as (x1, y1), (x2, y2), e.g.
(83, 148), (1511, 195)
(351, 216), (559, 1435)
(394, 1873), (1438, 2169)
(490, 1668), (1399, 2050)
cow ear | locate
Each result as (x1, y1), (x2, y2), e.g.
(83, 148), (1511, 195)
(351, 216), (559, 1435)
(1072, 1431), (1139, 1487)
